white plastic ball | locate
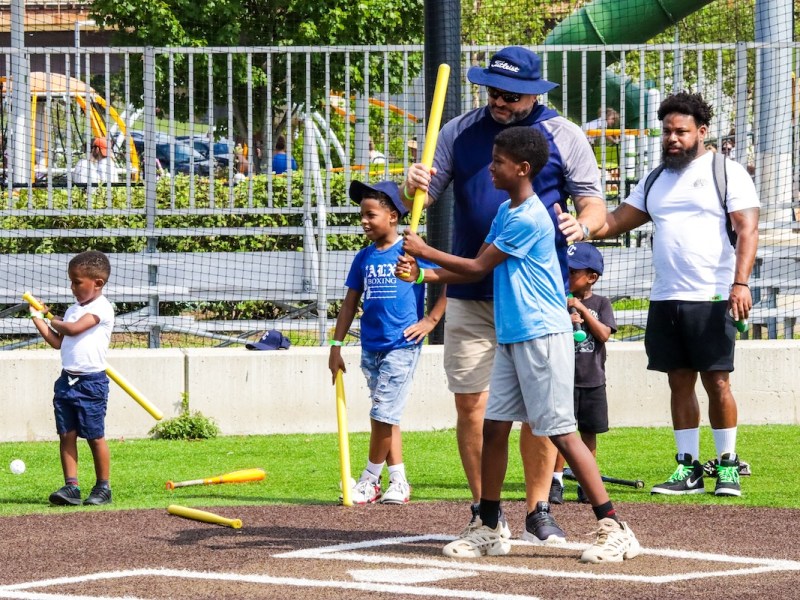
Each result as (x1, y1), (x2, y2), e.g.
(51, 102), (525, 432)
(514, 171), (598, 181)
(10, 459), (25, 475)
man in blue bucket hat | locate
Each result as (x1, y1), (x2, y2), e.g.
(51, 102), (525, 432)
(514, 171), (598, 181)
(401, 46), (608, 554)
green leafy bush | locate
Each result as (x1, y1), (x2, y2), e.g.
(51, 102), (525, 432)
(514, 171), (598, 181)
(149, 393), (220, 440)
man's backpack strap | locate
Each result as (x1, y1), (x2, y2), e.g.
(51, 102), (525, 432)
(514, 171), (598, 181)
(642, 155), (735, 247)
(712, 152), (737, 247)
(641, 164), (664, 217)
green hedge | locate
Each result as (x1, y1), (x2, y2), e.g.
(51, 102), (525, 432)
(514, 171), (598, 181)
(1, 169), (408, 255)
(1, 170), (410, 326)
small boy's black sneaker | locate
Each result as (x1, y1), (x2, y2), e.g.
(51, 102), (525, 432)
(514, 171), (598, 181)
(703, 456), (751, 478)
(522, 501), (566, 546)
(548, 478), (564, 504)
(83, 485), (112, 506)
(49, 484), (82, 506)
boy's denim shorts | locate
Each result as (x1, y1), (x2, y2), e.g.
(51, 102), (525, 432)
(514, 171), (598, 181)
(360, 344), (421, 426)
(53, 370), (109, 440)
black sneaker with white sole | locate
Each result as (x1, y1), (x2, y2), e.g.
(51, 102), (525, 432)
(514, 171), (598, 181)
(703, 456), (751, 478)
(523, 501), (566, 545)
(714, 453), (742, 497)
(651, 453), (705, 495)
(83, 485), (112, 505)
(49, 484), (82, 506)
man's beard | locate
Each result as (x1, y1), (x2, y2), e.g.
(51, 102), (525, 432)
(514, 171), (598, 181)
(662, 139), (700, 171)
(490, 104), (534, 125)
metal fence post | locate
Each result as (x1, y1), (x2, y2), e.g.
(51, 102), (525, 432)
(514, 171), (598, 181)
(424, 0), (461, 344)
(143, 47), (160, 348)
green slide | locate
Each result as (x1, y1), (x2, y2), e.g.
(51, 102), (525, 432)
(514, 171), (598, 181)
(544, 0), (714, 126)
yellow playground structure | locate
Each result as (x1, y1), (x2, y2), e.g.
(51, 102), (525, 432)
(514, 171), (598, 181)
(0, 72), (138, 183)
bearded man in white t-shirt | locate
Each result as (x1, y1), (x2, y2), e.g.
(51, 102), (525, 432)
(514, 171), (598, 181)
(593, 91), (760, 498)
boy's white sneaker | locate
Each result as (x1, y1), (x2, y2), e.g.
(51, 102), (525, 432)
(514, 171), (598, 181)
(443, 522), (511, 558)
(579, 518), (641, 563)
(461, 503), (512, 539)
(342, 476), (381, 505)
(380, 476), (411, 504)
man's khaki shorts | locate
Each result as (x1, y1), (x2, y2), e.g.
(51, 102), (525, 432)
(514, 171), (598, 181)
(443, 298), (496, 394)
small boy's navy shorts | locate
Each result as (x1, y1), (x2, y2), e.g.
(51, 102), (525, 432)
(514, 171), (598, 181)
(53, 370), (109, 440)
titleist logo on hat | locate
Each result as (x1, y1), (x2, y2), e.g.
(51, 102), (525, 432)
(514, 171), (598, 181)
(491, 59), (520, 73)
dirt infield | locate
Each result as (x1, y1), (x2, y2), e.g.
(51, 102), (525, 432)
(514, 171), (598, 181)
(2, 501), (799, 599)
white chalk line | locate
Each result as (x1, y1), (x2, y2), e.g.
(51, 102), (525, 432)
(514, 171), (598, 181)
(0, 568), (537, 600)
(2, 534), (799, 599)
(276, 534), (800, 584)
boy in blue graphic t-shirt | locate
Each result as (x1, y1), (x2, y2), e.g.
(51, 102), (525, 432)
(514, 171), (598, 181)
(329, 180), (445, 505)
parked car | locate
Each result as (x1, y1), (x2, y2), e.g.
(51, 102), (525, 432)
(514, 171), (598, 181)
(132, 139), (167, 179)
(155, 142), (212, 176)
(190, 139), (234, 169)
(130, 130), (171, 144)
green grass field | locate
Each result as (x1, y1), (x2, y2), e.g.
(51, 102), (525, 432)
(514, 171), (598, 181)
(0, 425), (795, 517)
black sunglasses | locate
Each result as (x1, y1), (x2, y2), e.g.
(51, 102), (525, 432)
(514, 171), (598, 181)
(487, 87), (522, 103)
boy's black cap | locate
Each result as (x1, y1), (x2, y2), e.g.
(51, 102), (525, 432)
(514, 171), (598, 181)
(348, 180), (408, 217)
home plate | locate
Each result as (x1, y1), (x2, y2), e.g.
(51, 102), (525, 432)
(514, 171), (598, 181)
(348, 567), (478, 583)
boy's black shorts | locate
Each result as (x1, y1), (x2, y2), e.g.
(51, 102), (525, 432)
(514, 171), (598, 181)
(574, 385), (608, 434)
(645, 300), (735, 373)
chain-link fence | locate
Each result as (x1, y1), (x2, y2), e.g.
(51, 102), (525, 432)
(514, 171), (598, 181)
(1, 1), (798, 349)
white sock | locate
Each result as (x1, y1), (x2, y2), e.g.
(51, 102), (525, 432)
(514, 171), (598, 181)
(362, 461), (384, 482)
(712, 427), (737, 459)
(553, 471), (564, 485)
(674, 428), (700, 462)
(387, 463), (406, 482)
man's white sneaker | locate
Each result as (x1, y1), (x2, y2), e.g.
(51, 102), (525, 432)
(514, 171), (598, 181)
(461, 503), (512, 539)
(380, 477), (411, 504)
(579, 518), (641, 563)
(443, 522), (511, 558)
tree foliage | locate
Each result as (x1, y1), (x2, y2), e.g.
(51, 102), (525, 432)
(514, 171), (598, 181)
(462, 0), (550, 47)
(89, 0), (425, 140)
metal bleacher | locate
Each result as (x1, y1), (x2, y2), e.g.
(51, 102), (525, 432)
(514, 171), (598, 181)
(2, 238), (797, 344)
(0, 250), (359, 345)
(600, 241), (800, 339)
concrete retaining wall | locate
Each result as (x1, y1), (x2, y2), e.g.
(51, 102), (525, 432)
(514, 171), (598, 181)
(1, 341), (798, 441)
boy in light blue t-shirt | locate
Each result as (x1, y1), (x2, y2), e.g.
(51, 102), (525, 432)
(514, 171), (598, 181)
(329, 180), (445, 506)
(399, 127), (639, 564)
